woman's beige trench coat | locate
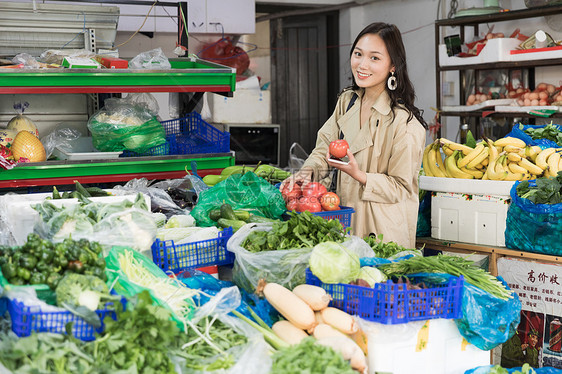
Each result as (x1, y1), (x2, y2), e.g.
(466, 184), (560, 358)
(301, 89), (426, 248)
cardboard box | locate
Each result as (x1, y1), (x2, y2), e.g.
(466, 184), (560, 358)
(206, 89), (271, 124)
(62, 57), (101, 69)
(431, 191), (510, 247)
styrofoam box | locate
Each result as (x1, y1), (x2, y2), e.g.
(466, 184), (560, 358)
(431, 191), (510, 247)
(52, 137), (122, 160)
(364, 318), (490, 374)
(419, 175), (515, 196)
(439, 38), (521, 66)
(206, 89), (271, 124)
(0, 191), (150, 245)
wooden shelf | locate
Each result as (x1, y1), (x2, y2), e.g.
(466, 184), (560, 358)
(417, 237), (562, 276)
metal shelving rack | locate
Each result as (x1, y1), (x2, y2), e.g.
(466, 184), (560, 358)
(434, 4), (562, 137)
(0, 1), (236, 188)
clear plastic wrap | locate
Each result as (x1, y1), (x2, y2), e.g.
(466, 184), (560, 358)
(129, 47), (171, 70)
(227, 223), (374, 292)
(12, 53), (40, 69)
(40, 127), (82, 159)
(39, 49), (96, 65)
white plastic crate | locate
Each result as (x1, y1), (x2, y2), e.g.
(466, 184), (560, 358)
(419, 175), (515, 196)
(363, 318), (490, 374)
(438, 38), (521, 66)
(0, 191), (150, 245)
(431, 191), (510, 247)
(52, 137), (122, 160)
(206, 89), (271, 124)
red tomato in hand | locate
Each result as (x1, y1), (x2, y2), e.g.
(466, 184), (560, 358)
(281, 183), (302, 202)
(286, 197), (299, 211)
(320, 192), (340, 211)
(302, 182), (327, 200)
(329, 139), (349, 159)
(297, 196), (322, 213)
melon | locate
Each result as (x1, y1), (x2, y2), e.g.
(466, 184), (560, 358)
(7, 114), (39, 137)
(0, 129), (18, 148)
(11, 130), (46, 162)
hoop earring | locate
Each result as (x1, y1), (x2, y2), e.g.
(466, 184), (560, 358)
(387, 71), (397, 91)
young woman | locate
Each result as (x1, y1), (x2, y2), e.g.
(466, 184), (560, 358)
(282, 22), (427, 248)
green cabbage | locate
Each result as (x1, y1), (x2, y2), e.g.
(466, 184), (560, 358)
(309, 241), (360, 284)
(358, 266), (387, 287)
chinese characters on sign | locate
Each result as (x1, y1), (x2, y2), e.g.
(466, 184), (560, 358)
(499, 258), (562, 369)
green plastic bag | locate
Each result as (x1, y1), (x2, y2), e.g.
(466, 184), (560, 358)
(105, 246), (196, 325)
(87, 97), (166, 153)
(191, 172), (287, 227)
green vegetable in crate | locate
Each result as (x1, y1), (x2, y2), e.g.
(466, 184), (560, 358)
(516, 173), (562, 204)
(309, 241), (360, 284)
(55, 273), (120, 328)
(524, 122), (562, 145)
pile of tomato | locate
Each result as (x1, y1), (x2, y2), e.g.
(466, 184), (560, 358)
(281, 182), (340, 213)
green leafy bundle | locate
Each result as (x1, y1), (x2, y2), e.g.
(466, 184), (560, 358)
(242, 211), (349, 253)
(523, 122), (562, 145)
(363, 234), (418, 258)
(271, 337), (355, 374)
(516, 172), (562, 204)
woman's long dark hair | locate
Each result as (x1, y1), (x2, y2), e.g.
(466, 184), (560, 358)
(348, 22), (427, 129)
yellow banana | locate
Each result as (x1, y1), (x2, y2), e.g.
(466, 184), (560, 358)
(481, 158), (489, 167)
(525, 146), (542, 162)
(422, 143), (433, 176)
(495, 154), (508, 174)
(548, 152), (561, 177)
(427, 143), (447, 178)
(487, 155), (508, 180)
(466, 147), (489, 170)
(439, 138), (474, 156)
(504, 145), (524, 154)
(535, 148), (556, 171)
(457, 143), (484, 168)
(460, 167), (484, 179)
(508, 162), (528, 174)
(504, 172), (526, 181)
(559, 158), (562, 174)
(442, 145), (454, 157)
(445, 151), (474, 179)
(494, 137), (526, 148)
(518, 158), (544, 175)
(507, 152), (523, 163)
(435, 145), (450, 177)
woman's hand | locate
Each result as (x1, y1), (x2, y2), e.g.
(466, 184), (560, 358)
(326, 149), (367, 185)
(280, 167), (313, 191)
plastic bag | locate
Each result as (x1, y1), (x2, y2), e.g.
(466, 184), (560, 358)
(190, 172), (286, 227)
(40, 127), (82, 159)
(129, 47), (171, 70)
(39, 49), (96, 65)
(227, 223), (374, 292)
(198, 37), (250, 76)
(112, 177), (199, 217)
(505, 123), (562, 149)
(465, 365), (562, 374)
(288, 142), (309, 171)
(151, 175), (210, 206)
(12, 53), (40, 69)
(416, 189), (432, 237)
(505, 181), (562, 255)
(455, 276), (521, 350)
(87, 95), (166, 153)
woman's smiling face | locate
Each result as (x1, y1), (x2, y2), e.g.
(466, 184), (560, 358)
(351, 33), (394, 94)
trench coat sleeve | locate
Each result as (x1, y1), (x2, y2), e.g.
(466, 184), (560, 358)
(361, 119), (425, 203)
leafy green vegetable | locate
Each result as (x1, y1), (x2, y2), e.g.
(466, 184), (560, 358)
(488, 363), (536, 374)
(523, 122), (562, 146)
(271, 337), (355, 374)
(465, 130), (477, 148)
(358, 266), (387, 287)
(363, 234), (419, 258)
(379, 254), (512, 300)
(242, 211), (349, 253)
(516, 172), (562, 204)
(309, 241), (360, 284)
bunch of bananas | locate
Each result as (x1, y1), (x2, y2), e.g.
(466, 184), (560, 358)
(423, 136), (562, 181)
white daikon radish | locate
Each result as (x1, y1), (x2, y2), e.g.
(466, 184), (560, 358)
(315, 311), (324, 324)
(260, 281), (317, 332)
(316, 336), (368, 374)
(272, 320), (309, 345)
(313, 323), (349, 340)
(321, 307), (358, 334)
(292, 284), (332, 311)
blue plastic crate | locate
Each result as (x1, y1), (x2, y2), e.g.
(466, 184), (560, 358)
(121, 140), (171, 157)
(151, 227), (234, 274)
(5, 295), (125, 341)
(284, 206), (355, 228)
(305, 269), (463, 324)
